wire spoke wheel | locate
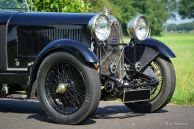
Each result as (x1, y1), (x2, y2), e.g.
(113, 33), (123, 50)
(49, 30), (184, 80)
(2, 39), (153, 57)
(149, 61), (163, 101)
(45, 62), (85, 114)
(123, 56), (176, 113)
(37, 52), (101, 124)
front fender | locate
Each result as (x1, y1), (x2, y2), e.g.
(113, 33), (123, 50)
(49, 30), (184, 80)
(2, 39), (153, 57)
(36, 39), (99, 63)
(124, 38), (175, 71)
(140, 38), (176, 58)
(29, 39), (98, 98)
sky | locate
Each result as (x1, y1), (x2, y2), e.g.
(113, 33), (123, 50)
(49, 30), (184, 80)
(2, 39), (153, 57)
(167, 13), (194, 24)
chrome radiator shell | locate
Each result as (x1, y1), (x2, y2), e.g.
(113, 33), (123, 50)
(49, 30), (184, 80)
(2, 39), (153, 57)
(100, 22), (125, 79)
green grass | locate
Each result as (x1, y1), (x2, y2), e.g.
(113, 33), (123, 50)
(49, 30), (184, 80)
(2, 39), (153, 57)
(155, 32), (194, 105)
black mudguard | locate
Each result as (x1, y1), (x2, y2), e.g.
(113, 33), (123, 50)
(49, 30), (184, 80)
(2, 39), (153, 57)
(140, 38), (176, 58)
(29, 39), (99, 98)
(36, 39), (99, 63)
(34, 39), (99, 77)
(124, 38), (176, 70)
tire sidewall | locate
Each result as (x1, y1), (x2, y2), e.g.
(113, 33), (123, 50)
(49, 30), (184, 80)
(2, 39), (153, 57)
(37, 52), (100, 124)
(149, 57), (176, 110)
(125, 57), (176, 112)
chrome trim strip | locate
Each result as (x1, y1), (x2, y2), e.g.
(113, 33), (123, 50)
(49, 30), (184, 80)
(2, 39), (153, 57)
(7, 68), (28, 71)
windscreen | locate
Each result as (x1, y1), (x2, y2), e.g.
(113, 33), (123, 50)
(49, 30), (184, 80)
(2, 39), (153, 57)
(0, 0), (28, 11)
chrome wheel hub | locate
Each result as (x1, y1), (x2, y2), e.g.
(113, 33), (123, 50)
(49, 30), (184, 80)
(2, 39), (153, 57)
(56, 83), (68, 93)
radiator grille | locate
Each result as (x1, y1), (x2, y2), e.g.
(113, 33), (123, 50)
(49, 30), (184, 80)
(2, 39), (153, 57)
(17, 25), (89, 57)
(100, 22), (124, 79)
(100, 47), (124, 79)
(107, 22), (122, 44)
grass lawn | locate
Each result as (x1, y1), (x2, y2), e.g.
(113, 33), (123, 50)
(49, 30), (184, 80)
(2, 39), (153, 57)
(155, 33), (194, 105)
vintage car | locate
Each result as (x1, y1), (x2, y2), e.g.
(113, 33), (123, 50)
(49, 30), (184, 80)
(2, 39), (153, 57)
(0, 0), (176, 124)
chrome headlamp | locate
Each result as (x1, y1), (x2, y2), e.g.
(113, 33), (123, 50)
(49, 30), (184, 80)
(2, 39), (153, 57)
(88, 13), (111, 41)
(127, 15), (149, 41)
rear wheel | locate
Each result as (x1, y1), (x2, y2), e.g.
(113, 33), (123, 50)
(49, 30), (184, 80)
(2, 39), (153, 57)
(37, 52), (101, 124)
(124, 56), (176, 113)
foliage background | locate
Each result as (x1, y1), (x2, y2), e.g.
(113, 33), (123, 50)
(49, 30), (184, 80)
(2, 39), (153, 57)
(32, 0), (90, 12)
(30, 0), (193, 36)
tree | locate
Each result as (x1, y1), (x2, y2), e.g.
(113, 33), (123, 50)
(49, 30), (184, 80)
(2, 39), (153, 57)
(90, 0), (169, 35)
(131, 0), (169, 35)
(110, 0), (138, 33)
(31, 0), (170, 35)
(108, 0), (169, 35)
(178, 0), (194, 19)
(163, 0), (194, 19)
(89, 0), (122, 18)
(167, 22), (194, 32)
(32, 0), (90, 12)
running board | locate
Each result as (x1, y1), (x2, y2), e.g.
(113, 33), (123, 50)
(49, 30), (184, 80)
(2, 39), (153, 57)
(7, 94), (27, 99)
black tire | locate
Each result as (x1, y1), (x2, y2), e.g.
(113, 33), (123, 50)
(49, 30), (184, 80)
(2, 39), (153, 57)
(124, 56), (176, 113)
(37, 52), (101, 124)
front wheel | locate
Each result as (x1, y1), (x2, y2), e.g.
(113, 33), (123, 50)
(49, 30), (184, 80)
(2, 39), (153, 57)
(124, 56), (176, 113)
(37, 52), (101, 124)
